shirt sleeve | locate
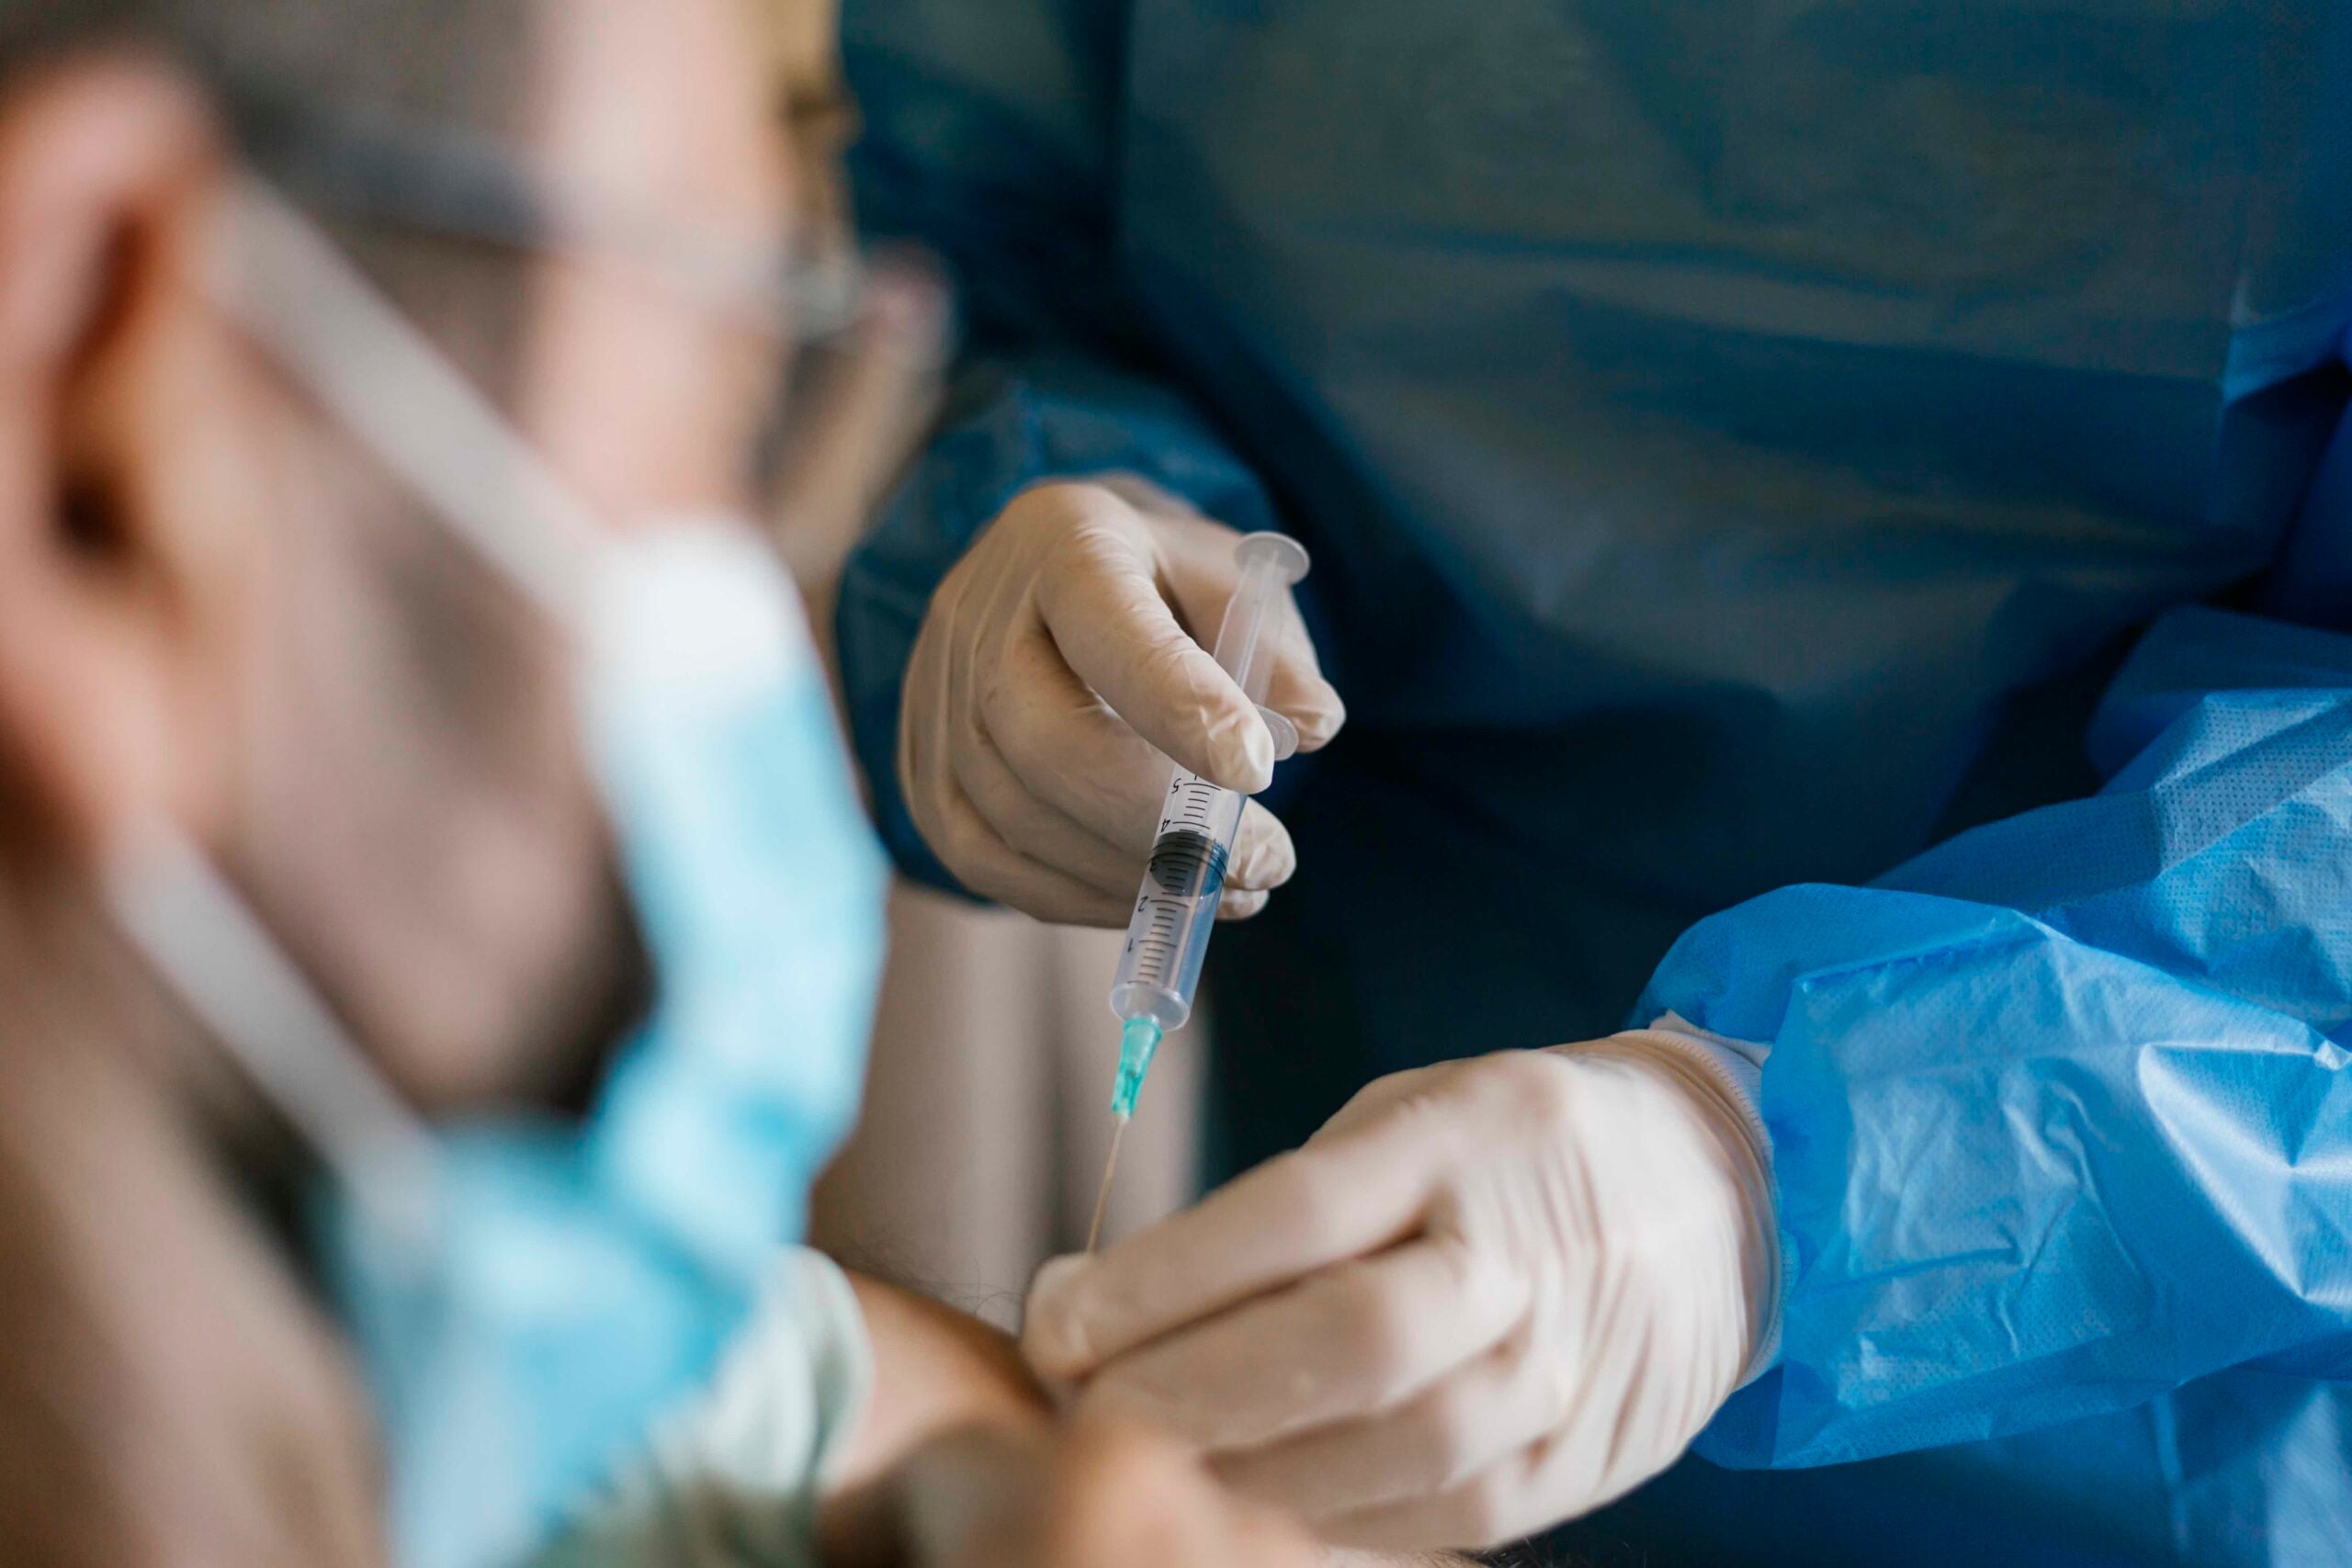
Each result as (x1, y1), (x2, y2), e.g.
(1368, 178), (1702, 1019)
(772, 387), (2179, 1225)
(1634, 579), (2352, 1469)
(527, 1248), (873, 1568)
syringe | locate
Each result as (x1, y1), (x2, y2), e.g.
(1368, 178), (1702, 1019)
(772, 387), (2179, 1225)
(1087, 531), (1311, 1251)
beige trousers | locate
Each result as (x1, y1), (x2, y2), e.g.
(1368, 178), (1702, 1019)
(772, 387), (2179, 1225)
(811, 881), (1202, 1328)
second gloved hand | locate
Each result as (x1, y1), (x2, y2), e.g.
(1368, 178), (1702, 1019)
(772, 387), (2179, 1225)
(899, 477), (1343, 925)
(1023, 1037), (1780, 1551)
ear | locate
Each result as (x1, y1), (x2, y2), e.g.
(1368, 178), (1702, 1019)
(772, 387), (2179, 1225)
(0, 57), (254, 867)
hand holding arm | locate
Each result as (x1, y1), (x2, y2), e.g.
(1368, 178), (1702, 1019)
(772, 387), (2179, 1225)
(1023, 1042), (1775, 1551)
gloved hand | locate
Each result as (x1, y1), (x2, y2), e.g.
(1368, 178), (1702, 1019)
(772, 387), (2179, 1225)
(899, 477), (1344, 924)
(1022, 1036), (1780, 1551)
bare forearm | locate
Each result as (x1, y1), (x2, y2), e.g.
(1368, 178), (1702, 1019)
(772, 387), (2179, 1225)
(831, 1271), (1048, 1493)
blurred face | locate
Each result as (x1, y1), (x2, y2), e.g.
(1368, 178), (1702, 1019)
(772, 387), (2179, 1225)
(232, 0), (809, 1108)
(267, 0), (831, 1110)
(0, 7), (905, 1562)
(0, 0), (836, 1109)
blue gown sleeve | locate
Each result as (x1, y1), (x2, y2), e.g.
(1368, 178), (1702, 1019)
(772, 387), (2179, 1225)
(834, 0), (1279, 890)
(1642, 399), (2352, 1468)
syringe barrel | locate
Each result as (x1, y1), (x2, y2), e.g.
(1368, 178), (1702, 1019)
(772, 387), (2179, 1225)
(1110, 770), (1245, 1031)
(1111, 532), (1310, 1033)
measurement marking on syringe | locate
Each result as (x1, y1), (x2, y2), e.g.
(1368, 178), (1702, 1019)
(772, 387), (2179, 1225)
(1148, 829), (1227, 899)
(1107, 535), (1307, 1171)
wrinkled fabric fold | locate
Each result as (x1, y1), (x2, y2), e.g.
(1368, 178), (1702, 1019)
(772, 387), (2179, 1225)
(839, 0), (2352, 1559)
(1643, 607), (2352, 1483)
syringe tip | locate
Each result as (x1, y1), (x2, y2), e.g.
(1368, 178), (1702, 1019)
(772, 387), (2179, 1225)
(1111, 1015), (1164, 1119)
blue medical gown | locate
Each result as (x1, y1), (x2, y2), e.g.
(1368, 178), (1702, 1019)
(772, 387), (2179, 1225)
(834, 2), (2352, 1562)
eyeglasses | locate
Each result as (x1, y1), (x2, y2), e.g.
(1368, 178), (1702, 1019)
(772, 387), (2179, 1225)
(231, 90), (868, 344)
(220, 85), (946, 598)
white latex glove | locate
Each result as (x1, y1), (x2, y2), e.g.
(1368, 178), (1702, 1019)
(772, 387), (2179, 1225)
(1022, 1036), (1780, 1551)
(900, 477), (1344, 924)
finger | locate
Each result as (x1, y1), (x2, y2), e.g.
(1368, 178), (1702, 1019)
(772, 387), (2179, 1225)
(875, 1426), (1050, 1568)
(1305, 1063), (1454, 1145)
(1223, 802), (1296, 893)
(920, 771), (1129, 927)
(1046, 1421), (1316, 1568)
(1317, 1443), (1550, 1554)
(986, 621), (1177, 850)
(1077, 1233), (1527, 1451)
(1261, 595), (1346, 752)
(1034, 510), (1276, 795)
(902, 615), (1127, 925)
(1023, 1106), (1446, 1378)
(950, 718), (1137, 898)
(769, 261), (945, 584)
(1159, 544), (1344, 754)
(1210, 1325), (1561, 1523)
(1216, 1495), (1322, 1568)
(951, 744), (1290, 916)
(986, 626), (1299, 891)
(1035, 1415), (1226, 1568)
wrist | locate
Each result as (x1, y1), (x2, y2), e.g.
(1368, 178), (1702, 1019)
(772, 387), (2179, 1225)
(833, 1271), (1048, 1494)
(1554, 1032), (1783, 1389)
